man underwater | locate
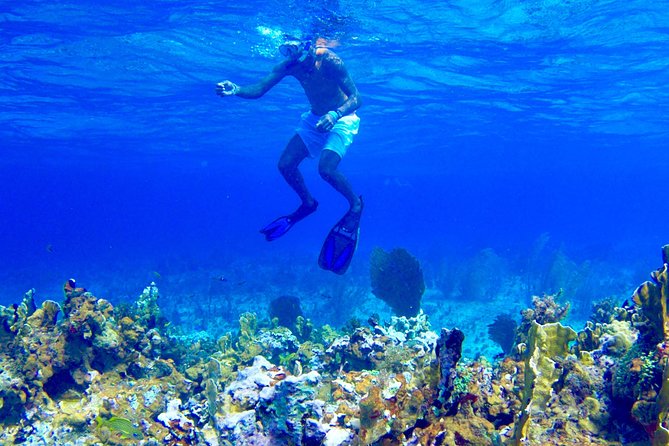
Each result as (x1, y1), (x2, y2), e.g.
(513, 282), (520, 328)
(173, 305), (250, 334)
(216, 36), (363, 273)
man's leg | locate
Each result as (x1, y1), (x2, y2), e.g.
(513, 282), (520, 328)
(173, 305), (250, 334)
(318, 149), (362, 213)
(278, 134), (318, 216)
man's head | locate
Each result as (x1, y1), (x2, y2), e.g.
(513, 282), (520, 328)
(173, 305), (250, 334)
(279, 36), (313, 63)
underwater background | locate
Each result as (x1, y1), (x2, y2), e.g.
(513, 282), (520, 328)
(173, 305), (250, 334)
(3, 1), (669, 445)
(1, 0), (668, 354)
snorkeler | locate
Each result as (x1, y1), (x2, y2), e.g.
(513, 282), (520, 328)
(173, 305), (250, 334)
(216, 36), (363, 274)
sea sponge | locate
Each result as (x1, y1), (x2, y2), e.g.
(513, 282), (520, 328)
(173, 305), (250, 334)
(370, 247), (425, 317)
(435, 327), (465, 406)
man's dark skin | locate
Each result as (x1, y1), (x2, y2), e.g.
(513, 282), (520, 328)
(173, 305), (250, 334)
(216, 40), (362, 226)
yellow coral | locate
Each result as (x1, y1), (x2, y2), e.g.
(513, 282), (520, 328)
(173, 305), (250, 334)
(578, 397), (603, 434)
(602, 320), (636, 354)
(514, 321), (577, 445)
(632, 263), (669, 343)
(654, 358), (669, 446)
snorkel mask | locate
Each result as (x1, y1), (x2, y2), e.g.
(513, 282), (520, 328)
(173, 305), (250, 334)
(279, 37), (313, 63)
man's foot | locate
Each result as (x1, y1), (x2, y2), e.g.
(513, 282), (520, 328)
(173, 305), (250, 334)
(319, 196), (364, 275)
(349, 196), (362, 214)
(260, 199), (319, 242)
(288, 199), (319, 223)
(340, 197), (363, 233)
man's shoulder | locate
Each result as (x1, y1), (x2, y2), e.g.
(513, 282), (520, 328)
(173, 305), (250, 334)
(319, 49), (346, 70)
(319, 48), (341, 61)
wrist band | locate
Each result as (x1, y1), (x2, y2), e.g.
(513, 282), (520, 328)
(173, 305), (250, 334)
(327, 110), (340, 121)
(230, 83), (240, 95)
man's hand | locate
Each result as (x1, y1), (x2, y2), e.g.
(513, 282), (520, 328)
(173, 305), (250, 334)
(316, 111), (339, 132)
(216, 81), (239, 97)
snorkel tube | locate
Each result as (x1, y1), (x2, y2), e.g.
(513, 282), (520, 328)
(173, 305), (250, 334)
(279, 36), (313, 63)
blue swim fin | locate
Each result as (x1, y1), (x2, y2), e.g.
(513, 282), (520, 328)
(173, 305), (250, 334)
(260, 201), (319, 242)
(260, 216), (295, 241)
(318, 198), (363, 275)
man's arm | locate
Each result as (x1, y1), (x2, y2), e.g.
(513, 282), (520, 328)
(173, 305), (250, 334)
(330, 55), (362, 117)
(315, 52), (362, 132)
(217, 62), (289, 99)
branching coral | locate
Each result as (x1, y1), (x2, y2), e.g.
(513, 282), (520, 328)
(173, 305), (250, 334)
(132, 282), (163, 330)
(515, 292), (570, 349)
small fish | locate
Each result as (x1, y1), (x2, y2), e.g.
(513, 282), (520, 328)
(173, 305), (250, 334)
(96, 416), (144, 440)
(46, 244), (54, 253)
(151, 271), (161, 279)
(213, 275), (228, 282)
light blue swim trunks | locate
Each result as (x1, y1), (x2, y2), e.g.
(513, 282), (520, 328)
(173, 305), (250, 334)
(296, 111), (360, 158)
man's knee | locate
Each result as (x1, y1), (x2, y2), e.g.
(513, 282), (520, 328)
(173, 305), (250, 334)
(319, 150), (341, 181)
(278, 157), (294, 175)
(318, 165), (331, 181)
(318, 161), (337, 181)
(279, 135), (308, 175)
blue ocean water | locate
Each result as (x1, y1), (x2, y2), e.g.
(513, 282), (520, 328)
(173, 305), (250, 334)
(1, 0), (668, 343)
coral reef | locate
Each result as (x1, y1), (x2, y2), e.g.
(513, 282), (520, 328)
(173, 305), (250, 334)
(370, 247), (425, 317)
(3, 245), (669, 445)
(0, 280), (191, 444)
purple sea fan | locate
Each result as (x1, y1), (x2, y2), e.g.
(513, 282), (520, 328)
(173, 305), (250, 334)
(488, 314), (517, 355)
